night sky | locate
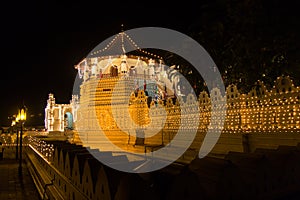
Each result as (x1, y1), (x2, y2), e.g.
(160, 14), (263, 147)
(1, 0), (299, 126)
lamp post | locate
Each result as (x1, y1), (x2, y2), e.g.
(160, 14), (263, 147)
(17, 106), (26, 176)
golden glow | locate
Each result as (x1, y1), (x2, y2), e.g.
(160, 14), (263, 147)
(16, 111), (20, 123)
(20, 108), (26, 121)
(16, 107), (26, 122)
(93, 77), (178, 152)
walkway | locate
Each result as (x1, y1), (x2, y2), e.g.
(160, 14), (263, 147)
(0, 146), (41, 200)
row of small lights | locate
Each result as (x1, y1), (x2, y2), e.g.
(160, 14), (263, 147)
(28, 136), (54, 161)
(90, 32), (163, 60)
(92, 100), (299, 132)
(144, 93), (300, 131)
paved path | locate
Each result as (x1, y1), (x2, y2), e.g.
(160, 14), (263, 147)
(0, 146), (41, 200)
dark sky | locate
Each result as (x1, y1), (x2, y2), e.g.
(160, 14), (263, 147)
(0, 0), (204, 126)
(0, 0), (299, 126)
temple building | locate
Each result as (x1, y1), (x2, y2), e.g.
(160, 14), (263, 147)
(37, 29), (300, 200)
(44, 30), (300, 159)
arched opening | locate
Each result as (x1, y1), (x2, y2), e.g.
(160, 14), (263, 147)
(64, 112), (73, 130)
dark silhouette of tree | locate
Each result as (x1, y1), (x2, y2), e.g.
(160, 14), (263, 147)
(132, 0), (300, 95)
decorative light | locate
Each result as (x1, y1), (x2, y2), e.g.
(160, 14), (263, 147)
(20, 108), (26, 121)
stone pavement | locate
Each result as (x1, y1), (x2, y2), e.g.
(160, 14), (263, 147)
(0, 146), (41, 200)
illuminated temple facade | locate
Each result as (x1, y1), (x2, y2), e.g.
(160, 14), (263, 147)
(73, 68), (300, 149)
(44, 31), (300, 156)
(73, 54), (181, 150)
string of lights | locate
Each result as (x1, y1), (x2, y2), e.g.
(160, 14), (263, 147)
(90, 31), (163, 59)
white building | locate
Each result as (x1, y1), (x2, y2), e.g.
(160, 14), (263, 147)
(44, 93), (79, 132)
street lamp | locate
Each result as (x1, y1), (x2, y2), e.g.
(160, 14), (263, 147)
(17, 106), (26, 176)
